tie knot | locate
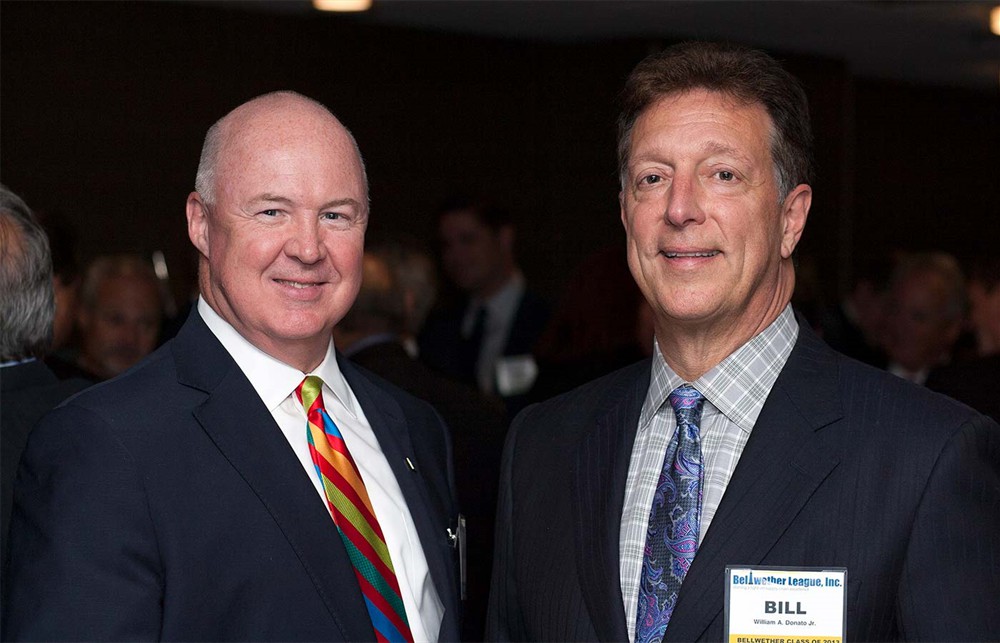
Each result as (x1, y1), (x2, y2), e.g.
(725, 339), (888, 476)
(296, 375), (326, 412)
(668, 384), (705, 426)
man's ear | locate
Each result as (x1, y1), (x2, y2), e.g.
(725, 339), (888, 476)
(780, 184), (811, 259)
(186, 192), (210, 258)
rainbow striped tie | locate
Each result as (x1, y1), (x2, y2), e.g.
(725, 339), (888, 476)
(296, 376), (413, 643)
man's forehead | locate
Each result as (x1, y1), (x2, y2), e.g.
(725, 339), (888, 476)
(639, 89), (771, 129)
(222, 111), (347, 152)
(628, 89), (776, 164)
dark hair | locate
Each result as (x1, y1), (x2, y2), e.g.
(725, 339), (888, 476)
(617, 41), (814, 197)
(436, 195), (512, 232)
(968, 255), (1000, 292)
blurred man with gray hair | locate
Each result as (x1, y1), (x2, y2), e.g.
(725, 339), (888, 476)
(883, 251), (966, 384)
(73, 253), (163, 380)
(0, 184), (88, 606)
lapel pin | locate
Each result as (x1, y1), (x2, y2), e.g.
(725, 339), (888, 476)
(405, 457), (415, 470)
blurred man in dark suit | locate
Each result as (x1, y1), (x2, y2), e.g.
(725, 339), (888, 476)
(5, 92), (460, 641)
(0, 185), (89, 608)
(488, 42), (1000, 642)
(420, 199), (549, 416)
(927, 255), (1000, 419)
(819, 256), (892, 368)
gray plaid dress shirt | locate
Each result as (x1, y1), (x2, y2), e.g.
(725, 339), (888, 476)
(620, 305), (799, 641)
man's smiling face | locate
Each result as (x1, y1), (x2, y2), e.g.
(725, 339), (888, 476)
(620, 88), (808, 341)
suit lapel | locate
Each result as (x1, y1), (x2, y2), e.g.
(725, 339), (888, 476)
(340, 357), (461, 641)
(665, 324), (845, 642)
(172, 312), (376, 642)
(572, 361), (651, 642)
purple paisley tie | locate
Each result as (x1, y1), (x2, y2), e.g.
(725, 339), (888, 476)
(635, 385), (706, 643)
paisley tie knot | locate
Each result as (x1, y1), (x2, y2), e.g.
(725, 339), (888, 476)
(667, 385), (705, 427)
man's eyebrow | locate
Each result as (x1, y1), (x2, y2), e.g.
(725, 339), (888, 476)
(700, 140), (753, 164)
(318, 198), (364, 211)
(249, 194), (294, 206)
(247, 195), (363, 210)
(628, 141), (756, 167)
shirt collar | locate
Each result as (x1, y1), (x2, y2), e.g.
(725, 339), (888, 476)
(640, 305), (799, 432)
(464, 272), (525, 328)
(197, 297), (358, 417)
(0, 357), (36, 368)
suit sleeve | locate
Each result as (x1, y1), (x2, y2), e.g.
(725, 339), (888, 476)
(3, 403), (163, 641)
(897, 413), (1000, 640)
(485, 410), (527, 642)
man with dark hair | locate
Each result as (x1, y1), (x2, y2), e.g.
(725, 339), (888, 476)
(927, 254), (1000, 419)
(0, 185), (89, 604)
(5, 92), (460, 641)
(419, 198), (549, 415)
(820, 255), (893, 367)
(488, 41), (999, 642)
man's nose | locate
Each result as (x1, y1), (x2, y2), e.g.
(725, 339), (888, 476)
(286, 216), (325, 263)
(663, 173), (706, 228)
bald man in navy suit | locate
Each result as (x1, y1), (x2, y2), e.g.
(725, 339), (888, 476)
(5, 92), (460, 641)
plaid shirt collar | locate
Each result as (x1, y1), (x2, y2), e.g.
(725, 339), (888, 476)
(640, 305), (799, 433)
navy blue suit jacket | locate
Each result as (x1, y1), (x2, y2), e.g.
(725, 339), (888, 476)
(4, 310), (461, 641)
(487, 322), (1000, 641)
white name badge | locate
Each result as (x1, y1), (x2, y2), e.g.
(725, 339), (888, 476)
(495, 354), (538, 396)
(725, 566), (847, 643)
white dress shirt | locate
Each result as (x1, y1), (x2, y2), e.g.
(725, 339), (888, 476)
(461, 273), (526, 393)
(619, 305), (799, 641)
(198, 298), (443, 641)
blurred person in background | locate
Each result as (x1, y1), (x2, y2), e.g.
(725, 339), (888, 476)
(882, 251), (965, 384)
(819, 255), (894, 367)
(375, 241), (439, 357)
(531, 244), (649, 401)
(965, 255), (1000, 357)
(0, 185), (89, 608)
(35, 213), (82, 360)
(74, 254), (163, 380)
(927, 255), (1000, 419)
(420, 198), (549, 416)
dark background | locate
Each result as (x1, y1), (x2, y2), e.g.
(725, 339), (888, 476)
(2, 1), (998, 309)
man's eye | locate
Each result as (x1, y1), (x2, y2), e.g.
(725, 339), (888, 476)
(717, 170), (736, 181)
(260, 209), (279, 217)
(321, 211), (343, 221)
(640, 174), (661, 185)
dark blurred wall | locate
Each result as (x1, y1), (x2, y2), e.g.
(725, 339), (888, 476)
(2, 1), (997, 307)
(853, 81), (1000, 267)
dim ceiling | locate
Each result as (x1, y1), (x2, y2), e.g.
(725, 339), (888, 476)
(187, 0), (1000, 90)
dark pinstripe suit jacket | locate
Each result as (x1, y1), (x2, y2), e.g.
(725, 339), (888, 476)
(487, 322), (1000, 641)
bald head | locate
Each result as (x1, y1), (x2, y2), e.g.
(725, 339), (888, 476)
(185, 91), (370, 371)
(194, 91), (368, 208)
